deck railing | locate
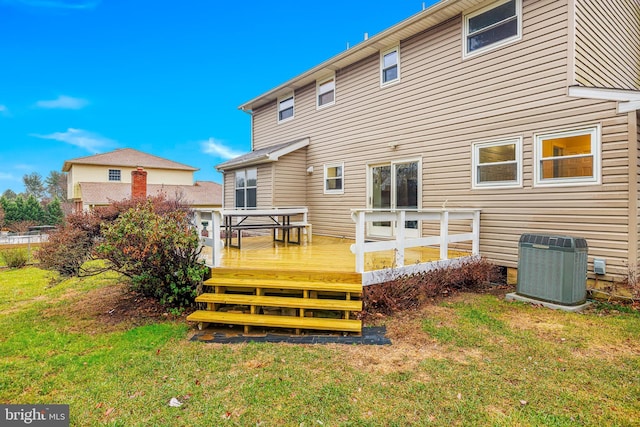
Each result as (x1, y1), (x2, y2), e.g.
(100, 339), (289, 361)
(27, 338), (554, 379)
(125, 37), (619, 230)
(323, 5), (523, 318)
(349, 209), (481, 274)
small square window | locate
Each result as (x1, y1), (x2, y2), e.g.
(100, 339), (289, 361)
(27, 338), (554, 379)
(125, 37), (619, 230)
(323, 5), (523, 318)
(472, 138), (522, 189)
(380, 46), (400, 86)
(464, 0), (521, 57)
(317, 75), (335, 109)
(324, 163), (344, 194)
(278, 94), (294, 123)
(534, 126), (601, 187)
(108, 169), (121, 181)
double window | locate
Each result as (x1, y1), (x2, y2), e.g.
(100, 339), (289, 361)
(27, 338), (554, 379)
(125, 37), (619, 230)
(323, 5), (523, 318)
(464, 0), (521, 57)
(534, 126), (601, 187)
(235, 168), (257, 209)
(108, 169), (121, 182)
(278, 94), (294, 123)
(324, 163), (344, 194)
(472, 138), (522, 188)
(380, 46), (400, 86)
(317, 74), (335, 109)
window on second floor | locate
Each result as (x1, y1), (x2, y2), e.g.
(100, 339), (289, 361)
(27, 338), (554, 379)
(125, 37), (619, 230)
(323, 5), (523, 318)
(464, 0), (522, 57)
(380, 46), (400, 86)
(317, 74), (335, 109)
(278, 94), (294, 123)
(235, 168), (257, 209)
(108, 169), (121, 181)
(324, 163), (344, 194)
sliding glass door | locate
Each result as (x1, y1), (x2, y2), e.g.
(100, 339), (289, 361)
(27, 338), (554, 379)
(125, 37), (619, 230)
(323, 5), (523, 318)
(368, 160), (420, 238)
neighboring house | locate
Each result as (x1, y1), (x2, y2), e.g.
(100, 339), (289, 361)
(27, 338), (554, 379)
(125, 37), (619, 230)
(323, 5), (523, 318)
(217, 0), (640, 282)
(63, 148), (222, 211)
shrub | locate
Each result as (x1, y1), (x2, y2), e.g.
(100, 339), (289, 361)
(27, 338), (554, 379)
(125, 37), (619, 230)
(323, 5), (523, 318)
(96, 199), (208, 309)
(36, 226), (93, 277)
(1, 248), (29, 268)
(361, 258), (502, 318)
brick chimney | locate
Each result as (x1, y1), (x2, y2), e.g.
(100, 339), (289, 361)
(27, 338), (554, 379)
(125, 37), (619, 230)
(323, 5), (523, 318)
(131, 167), (147, 199)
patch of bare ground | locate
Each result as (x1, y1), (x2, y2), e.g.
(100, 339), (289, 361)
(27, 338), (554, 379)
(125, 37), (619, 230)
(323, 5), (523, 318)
(43, 283), (175, 333)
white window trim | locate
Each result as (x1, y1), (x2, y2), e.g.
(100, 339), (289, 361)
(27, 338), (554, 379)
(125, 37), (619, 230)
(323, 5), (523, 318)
(108, 169), (121, 182)
(380, 45), (401, 87)
(234, 168), (258, 209)
(472, 137), (523, 189)
(533, 125), (601, 187)
(324, 162), (344, 195)
(316, 73), (336, 110)
(463, 0), (522, 59)
(277, 93), (295, 124)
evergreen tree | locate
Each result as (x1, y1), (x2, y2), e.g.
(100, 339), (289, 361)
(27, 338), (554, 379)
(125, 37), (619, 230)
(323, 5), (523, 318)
(44, 198), (64, 225)
(1, 196), (19, 224)
(24, 194), (45, 222)
(2, 189), (17, 199)
(13, 195), (25, 223)
(23, 172), (46, 200)
(45, 171), (68, 200)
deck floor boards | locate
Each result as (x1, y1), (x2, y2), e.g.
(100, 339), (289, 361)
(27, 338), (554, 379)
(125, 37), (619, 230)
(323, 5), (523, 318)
(201, 234), (468, 272)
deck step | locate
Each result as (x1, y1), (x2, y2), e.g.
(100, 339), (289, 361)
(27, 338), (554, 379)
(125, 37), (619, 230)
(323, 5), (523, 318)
(187, 310), (361, 333)
(204, 277), (362, 294)
(209, 267), (362, 284)
(196, 293), (362, 311)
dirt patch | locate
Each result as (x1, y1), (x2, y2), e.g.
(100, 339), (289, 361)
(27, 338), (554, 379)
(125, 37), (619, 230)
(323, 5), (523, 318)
(44, 283), (175, 333)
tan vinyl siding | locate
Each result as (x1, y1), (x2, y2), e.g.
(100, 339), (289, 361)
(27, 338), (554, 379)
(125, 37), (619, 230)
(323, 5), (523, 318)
(575, 0), (640, 90)
(223, 172), (234, 209)
(248, 0), (634, 278)
(272, 149), (307, 207)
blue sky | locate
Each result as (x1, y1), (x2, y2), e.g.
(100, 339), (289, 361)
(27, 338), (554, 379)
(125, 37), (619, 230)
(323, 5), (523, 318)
(0, 0), (436, 193)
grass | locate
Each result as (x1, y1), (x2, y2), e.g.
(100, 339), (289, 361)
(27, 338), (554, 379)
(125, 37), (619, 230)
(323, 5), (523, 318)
(0, 267), (639, 426)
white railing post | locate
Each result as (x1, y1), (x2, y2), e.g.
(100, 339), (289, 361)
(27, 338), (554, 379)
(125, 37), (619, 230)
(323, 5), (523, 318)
(395, 210), (405, 268)
(351, 210), (366, 273)
(440, 210), (449, 260)
(212, 210), (223, 268)
(472, 210), (480, 255)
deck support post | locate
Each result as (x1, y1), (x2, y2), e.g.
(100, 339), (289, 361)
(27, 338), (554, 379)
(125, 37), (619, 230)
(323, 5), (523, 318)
(439, 211), (449, 260)
(395, 210), (405, 268)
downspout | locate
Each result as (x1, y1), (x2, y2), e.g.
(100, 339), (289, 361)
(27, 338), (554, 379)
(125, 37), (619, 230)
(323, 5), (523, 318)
(628, 111), (639, 275)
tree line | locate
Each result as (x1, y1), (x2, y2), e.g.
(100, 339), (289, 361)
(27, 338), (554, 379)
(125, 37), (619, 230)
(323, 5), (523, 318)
(0, 171), (68, 231)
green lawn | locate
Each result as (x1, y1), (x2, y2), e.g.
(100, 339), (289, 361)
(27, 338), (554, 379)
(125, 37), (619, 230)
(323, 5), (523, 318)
(1, 266), (639, 426)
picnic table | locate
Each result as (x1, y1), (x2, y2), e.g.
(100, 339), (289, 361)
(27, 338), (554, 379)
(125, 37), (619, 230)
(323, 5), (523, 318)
(222, 207), (310, 249)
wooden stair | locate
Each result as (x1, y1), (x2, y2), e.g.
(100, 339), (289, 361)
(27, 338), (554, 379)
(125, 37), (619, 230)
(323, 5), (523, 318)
(187, 267), (363, 334)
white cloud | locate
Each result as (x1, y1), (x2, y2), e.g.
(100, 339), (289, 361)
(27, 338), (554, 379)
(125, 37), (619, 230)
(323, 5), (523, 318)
(35, 95), (89, 110)
(0, 105), (9, 116)
(1, 0), (100, 9)
(31, 128), (116, 153)
(201, 138), (243, 160)
(0, 172), (18, 181)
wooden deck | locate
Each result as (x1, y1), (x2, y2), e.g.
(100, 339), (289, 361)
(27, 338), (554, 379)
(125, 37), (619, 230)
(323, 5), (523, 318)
(201, 234), (468, 272)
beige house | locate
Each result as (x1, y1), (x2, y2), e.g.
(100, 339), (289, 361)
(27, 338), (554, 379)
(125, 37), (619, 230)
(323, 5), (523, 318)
(217, 0), (640, 282)
(63, 148), (222, 211)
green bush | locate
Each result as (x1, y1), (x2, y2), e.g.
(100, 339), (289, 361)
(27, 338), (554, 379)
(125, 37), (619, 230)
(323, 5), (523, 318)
(96, 199), (209, 309)
(1, 248), (29, 268)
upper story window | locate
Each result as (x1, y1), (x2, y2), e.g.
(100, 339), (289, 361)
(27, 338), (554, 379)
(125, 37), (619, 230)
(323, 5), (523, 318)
(278, 94), (294, 123)
(380, 46), (400, 86)
(235, 168), (257, 209)
(108, 169), (121, 181)
(317, 74), (335, 109)
(464, 0), (522, 57)
(324, 163), (344, 194)
(472, 137), (522, 189)
(534, 126), (601, 187)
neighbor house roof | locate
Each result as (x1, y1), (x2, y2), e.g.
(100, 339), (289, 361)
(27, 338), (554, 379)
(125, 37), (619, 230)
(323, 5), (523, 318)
(238, 0), (478, 112)
(78, 181), (222, 207)
(216, 138), (310, 171)
(62, 148), (198, 172)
